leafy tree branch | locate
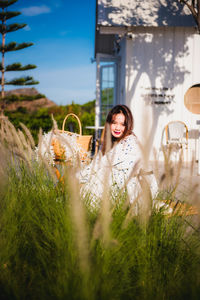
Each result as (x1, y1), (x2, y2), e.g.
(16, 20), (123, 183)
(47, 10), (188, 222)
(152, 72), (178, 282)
(179, 0), (200, 32)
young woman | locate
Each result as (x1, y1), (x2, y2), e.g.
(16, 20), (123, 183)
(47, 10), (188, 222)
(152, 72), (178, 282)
(101, 104), (135, 155)
(78, 104), (158, 207)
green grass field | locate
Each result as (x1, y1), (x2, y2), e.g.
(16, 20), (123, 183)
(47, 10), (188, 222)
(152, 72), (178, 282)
(0, 118), (200, 300)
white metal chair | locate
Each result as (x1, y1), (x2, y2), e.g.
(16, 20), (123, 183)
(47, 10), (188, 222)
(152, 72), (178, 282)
(164, 120), (188, 161)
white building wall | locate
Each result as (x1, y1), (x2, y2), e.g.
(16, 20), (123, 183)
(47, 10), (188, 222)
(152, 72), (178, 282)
(122, 26), (200, 161)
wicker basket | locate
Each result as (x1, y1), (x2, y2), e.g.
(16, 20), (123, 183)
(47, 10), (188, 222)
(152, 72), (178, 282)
(52, 113), (92, 161)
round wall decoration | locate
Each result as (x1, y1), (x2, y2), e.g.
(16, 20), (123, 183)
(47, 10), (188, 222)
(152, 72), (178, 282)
(184, 84), (200, 114)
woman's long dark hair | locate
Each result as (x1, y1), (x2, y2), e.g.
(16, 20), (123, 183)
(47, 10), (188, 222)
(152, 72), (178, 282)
(101, 104), (134, 155)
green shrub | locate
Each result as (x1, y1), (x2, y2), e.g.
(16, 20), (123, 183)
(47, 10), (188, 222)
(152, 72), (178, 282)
(3, 93), (46, 103)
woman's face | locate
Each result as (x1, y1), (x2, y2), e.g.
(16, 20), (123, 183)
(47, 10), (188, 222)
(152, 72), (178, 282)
(110, 113), (125, 139)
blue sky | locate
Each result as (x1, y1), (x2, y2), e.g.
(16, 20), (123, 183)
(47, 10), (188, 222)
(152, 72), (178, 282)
(5, 0), (96, 105)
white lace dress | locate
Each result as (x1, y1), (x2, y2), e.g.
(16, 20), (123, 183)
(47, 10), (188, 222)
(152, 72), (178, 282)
(77, 134), (158, 206)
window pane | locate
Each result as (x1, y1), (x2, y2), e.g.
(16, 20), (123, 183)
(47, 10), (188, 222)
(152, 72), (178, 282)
(100, 63), (116, 126)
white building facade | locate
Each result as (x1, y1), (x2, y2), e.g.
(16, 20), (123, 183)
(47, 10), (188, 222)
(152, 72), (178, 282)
(95, 0), (200, 161)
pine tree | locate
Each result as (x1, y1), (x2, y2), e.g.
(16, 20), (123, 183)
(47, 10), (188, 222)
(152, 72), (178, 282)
(0, 0), (39, 112)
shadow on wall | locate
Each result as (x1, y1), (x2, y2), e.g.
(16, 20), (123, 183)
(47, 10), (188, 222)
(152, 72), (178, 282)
(125, 25), (191, 143)
(124, 3), (193, 151)
(98, 0), (195, 27)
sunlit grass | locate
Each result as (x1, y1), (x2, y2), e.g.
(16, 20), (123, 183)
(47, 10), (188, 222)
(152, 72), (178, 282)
(0, 117), (200, 300)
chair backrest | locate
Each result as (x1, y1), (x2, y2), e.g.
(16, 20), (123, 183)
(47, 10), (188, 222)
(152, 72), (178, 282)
(165, 121), (188, 145)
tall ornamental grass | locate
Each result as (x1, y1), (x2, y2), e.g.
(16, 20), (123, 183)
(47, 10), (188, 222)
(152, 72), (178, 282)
(0, 117), (200, 300)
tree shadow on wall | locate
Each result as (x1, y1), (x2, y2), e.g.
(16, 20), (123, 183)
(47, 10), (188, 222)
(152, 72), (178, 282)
(98, 0), (195, 27)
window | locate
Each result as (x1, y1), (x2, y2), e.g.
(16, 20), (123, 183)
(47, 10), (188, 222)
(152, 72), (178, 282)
(100, 62), (117, 125)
